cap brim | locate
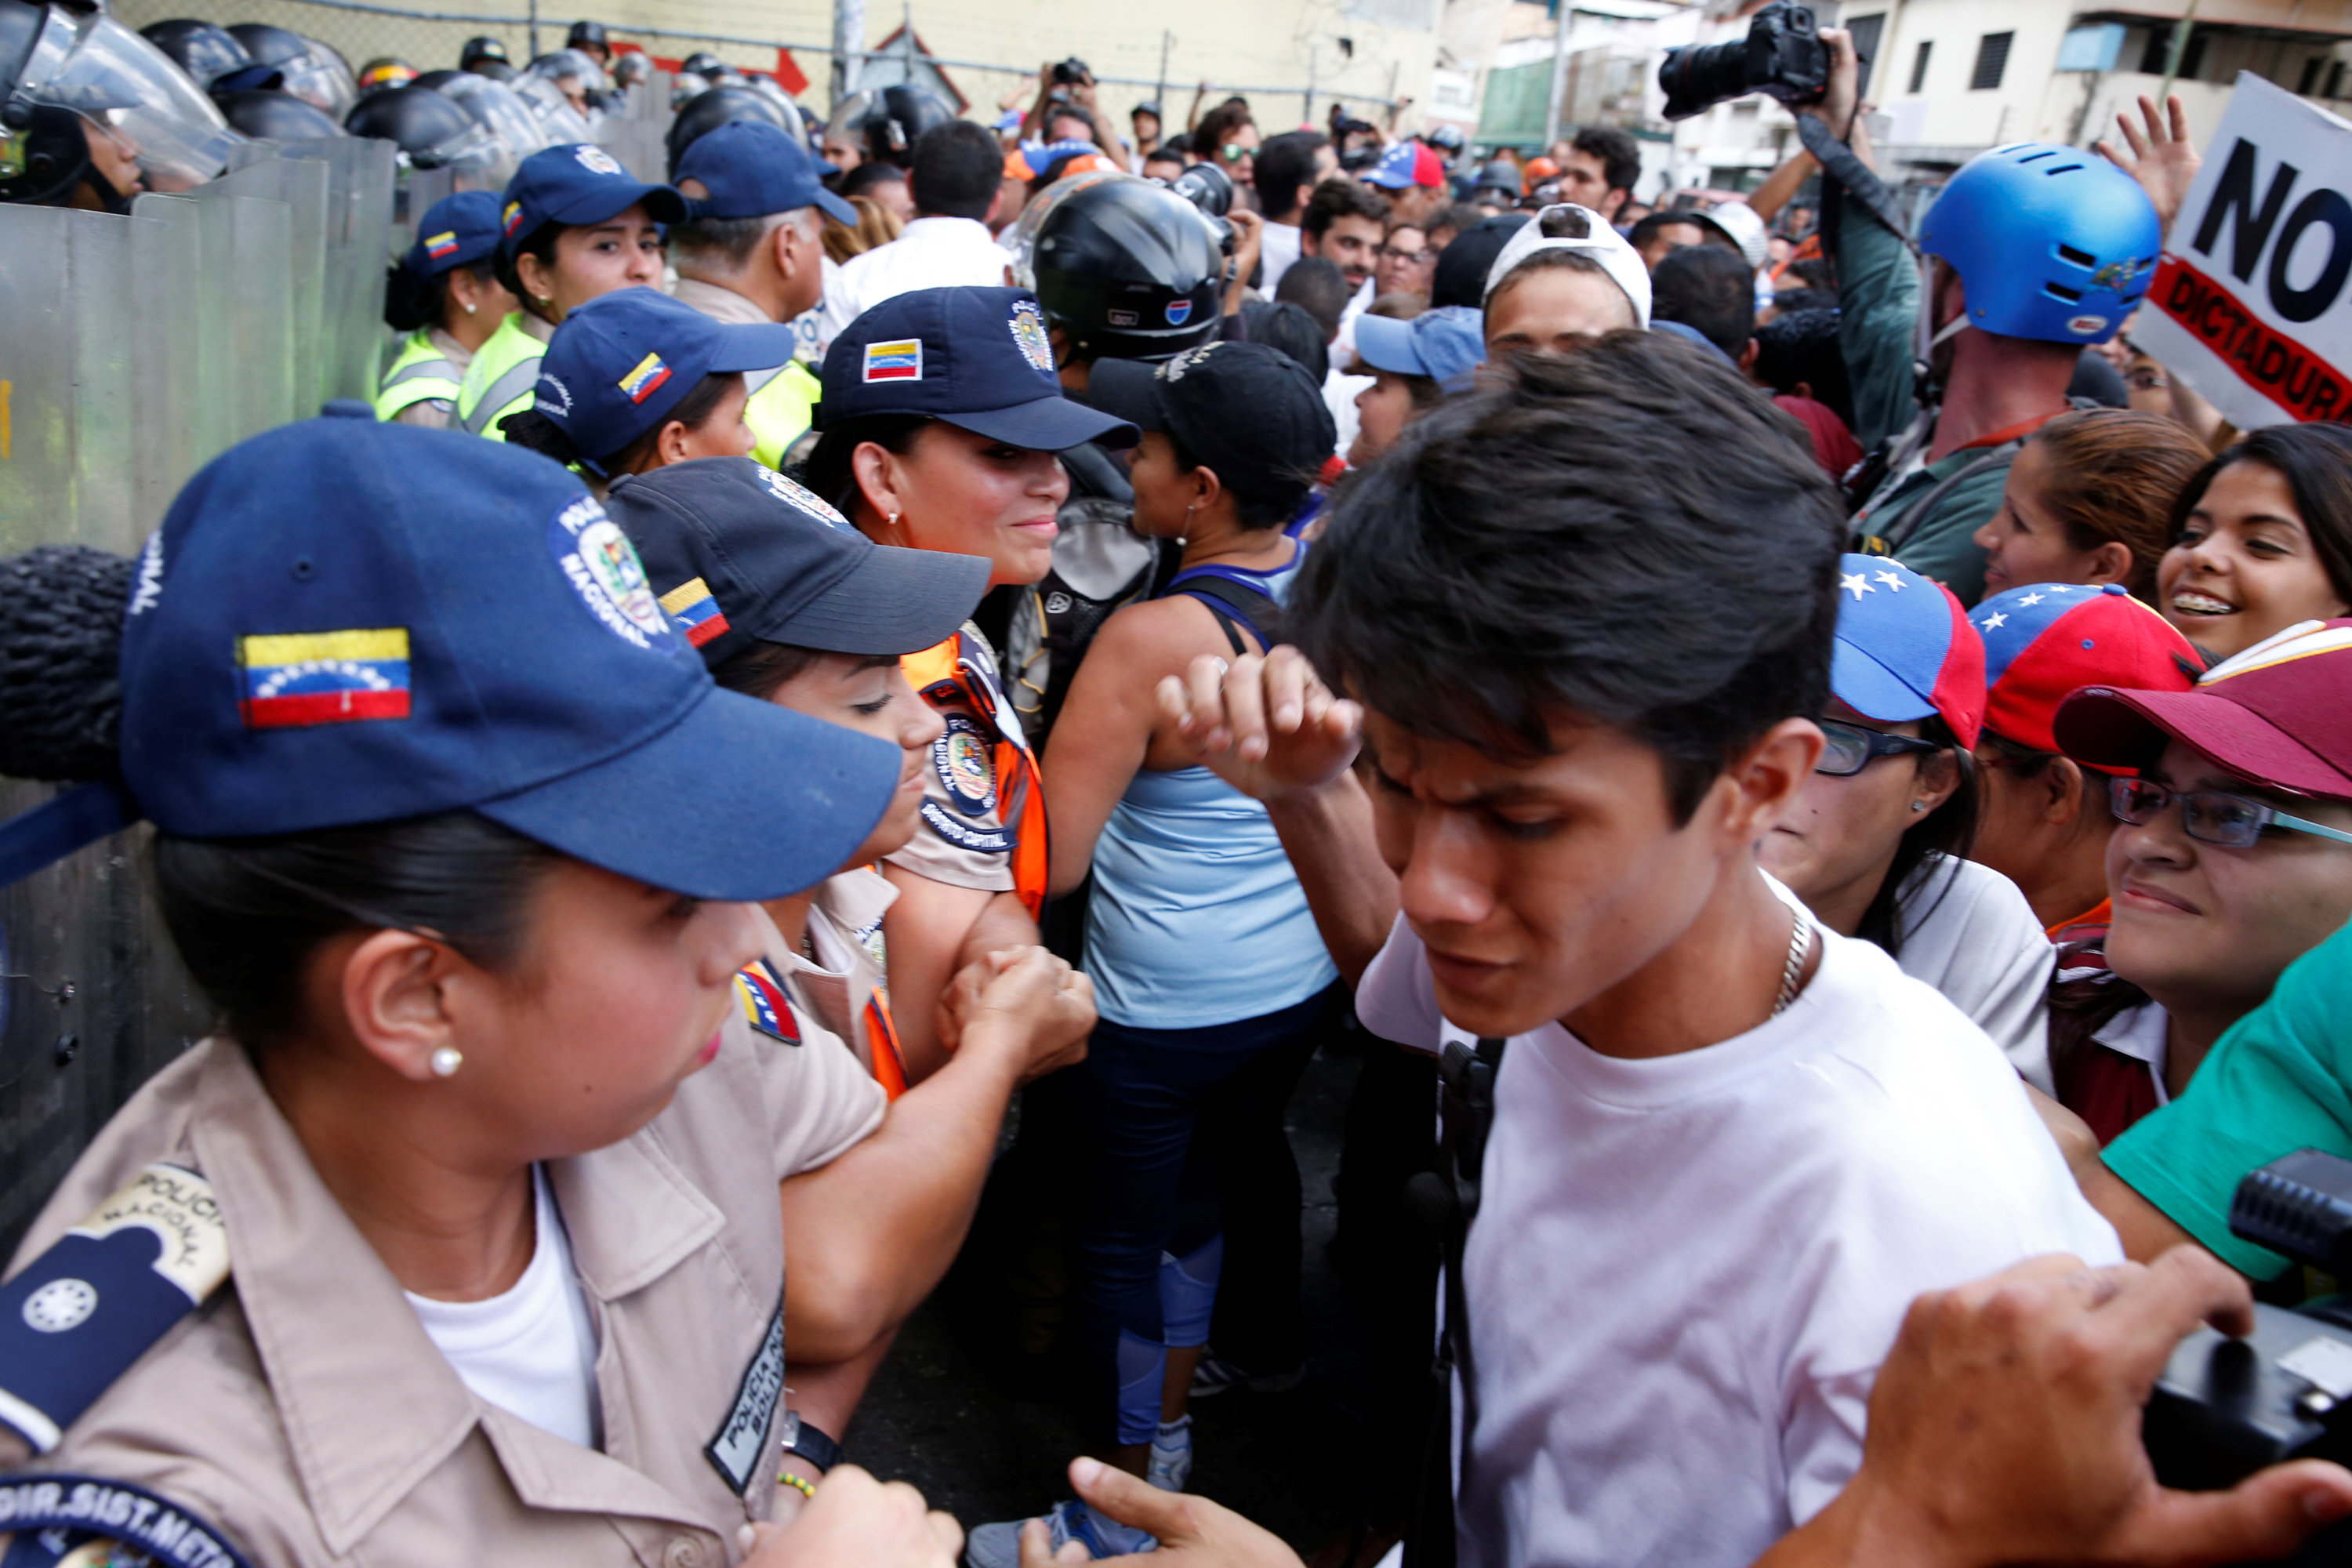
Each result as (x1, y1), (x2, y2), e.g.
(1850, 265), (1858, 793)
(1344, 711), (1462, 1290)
(1830, 638), (1937, 725)
(943, 394), (1138, 451)
(758, 545), (990, 657)
(706, 320), (804, 373)
(1352, 314), (1426, 377)
(477, 685), (900, 900)
(814, 187), (858, 226)
(1084, 359), (1166, 431)
(546, 180), (688, 229)
(2053, 686), (2352, 797)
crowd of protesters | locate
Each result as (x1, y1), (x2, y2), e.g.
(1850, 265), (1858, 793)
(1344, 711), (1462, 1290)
(5, 13), (2352, 1568)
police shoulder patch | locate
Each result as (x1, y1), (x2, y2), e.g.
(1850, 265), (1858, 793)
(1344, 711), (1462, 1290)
(0, 1475), (252, 1568)
(734, 960), (801, 1046)
(704, 1290), (786, 1496)
(932, 715), (996, 816)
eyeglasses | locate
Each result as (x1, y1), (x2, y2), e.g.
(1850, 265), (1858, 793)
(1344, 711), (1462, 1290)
(1220, 142), (1248, 163)
(2109, 776), (2352, 850)
(1377, 245), (1432, 266)
(1814, 717), (1945, 777)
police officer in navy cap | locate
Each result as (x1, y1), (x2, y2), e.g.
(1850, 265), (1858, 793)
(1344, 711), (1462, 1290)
(455, 141), (685, 441)
(499, 286), (791, 488)
(669, 119), (858, 470)
(377, 189), (519, 427)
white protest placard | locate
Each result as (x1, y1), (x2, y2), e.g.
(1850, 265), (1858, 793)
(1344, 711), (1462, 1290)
(2134, 73), (2352, 430)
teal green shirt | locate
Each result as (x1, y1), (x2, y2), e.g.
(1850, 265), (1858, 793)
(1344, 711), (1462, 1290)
(2103, 916), (2352, 1279)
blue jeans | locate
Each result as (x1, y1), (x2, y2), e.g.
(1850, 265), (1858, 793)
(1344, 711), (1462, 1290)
(1073, 982), (1344, 1445)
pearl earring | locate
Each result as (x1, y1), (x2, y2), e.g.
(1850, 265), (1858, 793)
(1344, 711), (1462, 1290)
(430, 1047), (463, 1078)
(1910, 801), (1926, 812)
(463, 301), (477, 314)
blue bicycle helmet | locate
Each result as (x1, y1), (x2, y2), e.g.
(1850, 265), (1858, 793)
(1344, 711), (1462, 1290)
(1918, 143), (2160, 347)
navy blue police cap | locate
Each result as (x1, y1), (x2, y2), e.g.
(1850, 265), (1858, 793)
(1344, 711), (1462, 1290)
(500, 141), (686, 256)
(817, 285), (1138, 451)
(605, 456), (989, 666)
(114, 405), (899, 901)
(535, 287), (796, 473)
(675, 119), (855, 227)
(403, 188), (504, 278)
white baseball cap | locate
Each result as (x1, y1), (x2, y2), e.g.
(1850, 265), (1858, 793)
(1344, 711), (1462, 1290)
(1483, 203), (1652, 329)
(1690, 199), (1769, 270)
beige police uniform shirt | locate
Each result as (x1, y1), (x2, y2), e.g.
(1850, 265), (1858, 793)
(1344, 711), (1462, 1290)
(882, 628), (1017, 895)
(728, 891), (891, 1139)
(0, 1029), (844, 1568)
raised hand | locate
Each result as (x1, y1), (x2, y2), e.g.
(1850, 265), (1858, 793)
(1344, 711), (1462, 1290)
(2097, 93), (2201, 236)
(1154, 648), (1363, 802)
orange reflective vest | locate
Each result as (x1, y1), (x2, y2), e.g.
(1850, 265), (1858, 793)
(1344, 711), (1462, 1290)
(902, 629), (1050, 919)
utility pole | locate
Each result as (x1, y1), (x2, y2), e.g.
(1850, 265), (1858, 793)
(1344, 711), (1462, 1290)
(1542, 0), (1571, 151)
(1156, 30), (1170, 111)
(1305, 43), (1317, 129)
(2156, 0), (2201, 103)
(526, 0), (539, 65)
(830, 0), (864, 107)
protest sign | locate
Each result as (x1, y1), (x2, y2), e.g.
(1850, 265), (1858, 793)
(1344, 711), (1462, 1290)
(2134, 73), (2352, 429)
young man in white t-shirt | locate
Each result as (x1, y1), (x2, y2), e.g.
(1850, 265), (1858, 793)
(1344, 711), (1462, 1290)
(1154, 336), (2121, 1568)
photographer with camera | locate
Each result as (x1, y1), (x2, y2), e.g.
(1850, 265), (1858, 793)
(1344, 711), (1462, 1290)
(1784, 24), (2161, 606)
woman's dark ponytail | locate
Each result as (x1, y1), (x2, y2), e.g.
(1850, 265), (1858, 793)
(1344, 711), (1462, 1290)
(0, 545), (131, 782)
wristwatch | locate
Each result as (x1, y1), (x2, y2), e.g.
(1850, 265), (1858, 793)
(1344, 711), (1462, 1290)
(778, 1410), (842, 1473)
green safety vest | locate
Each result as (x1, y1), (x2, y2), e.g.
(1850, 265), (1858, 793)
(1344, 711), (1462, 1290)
(455, 313), (546, 441)
(375, 331), (466, 423)
(744, 359), (821, 470)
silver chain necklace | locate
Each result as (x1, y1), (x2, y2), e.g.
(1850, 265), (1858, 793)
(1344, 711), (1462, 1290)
(1772, 907), (1812, 1017)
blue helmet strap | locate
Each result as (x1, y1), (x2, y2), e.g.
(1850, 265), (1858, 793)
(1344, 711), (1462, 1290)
(0, 780), (142, 891)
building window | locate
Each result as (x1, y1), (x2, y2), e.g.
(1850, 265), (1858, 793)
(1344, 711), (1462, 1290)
(1907, 39), (1933, 94)
(1970, 31), (2013, 91)
(2331, 60), (2348, 98)
(2301, 56), (2325, 95)
(1846, 13), (1885, 99)
(2179, 28), (2209, 80)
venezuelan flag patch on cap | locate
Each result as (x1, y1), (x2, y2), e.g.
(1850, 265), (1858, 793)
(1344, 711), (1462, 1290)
(735, 959), (800, 1044)
(658, 576), (730, 648)
(238, 628), (412, 729)
(424, 230), (460, 260)
(862, 339), (923, 383)
(619, 351), (673, 405)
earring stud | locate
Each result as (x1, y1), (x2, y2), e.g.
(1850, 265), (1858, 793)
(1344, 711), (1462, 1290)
(430, 1047), (463, 1078)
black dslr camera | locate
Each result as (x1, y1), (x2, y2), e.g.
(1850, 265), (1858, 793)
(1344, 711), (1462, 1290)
(1051, 56), (1091, 86)
(1657, 0), (1828, 122)
(2145, 1149), (2352, 1561)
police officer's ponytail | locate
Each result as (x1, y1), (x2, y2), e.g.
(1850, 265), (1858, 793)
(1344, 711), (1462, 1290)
(496, 220), (568, 325)
(0, 546), (132, 783)
(383, 255), (499, 335)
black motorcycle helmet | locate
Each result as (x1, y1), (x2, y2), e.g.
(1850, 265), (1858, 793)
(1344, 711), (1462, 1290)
(217, 85), (344, 139)
(664, 82), (782, 180)
(140, 19), (252, 90)
(565, 20), (607, 54)
(459, 34), (509, 71)
(680, 51), (727, 78)
(1017, 172), (1225, 362)
(826, 82), (951, 169)
(344, 82), (489, 169)
(1426, 123), (1465, 156)
(411, 67), (463, 92)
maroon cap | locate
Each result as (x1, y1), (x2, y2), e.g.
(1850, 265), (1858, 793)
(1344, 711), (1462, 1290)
(2053, 618), (2352, 800)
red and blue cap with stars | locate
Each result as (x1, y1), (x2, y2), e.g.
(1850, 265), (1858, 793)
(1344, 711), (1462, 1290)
(1973, 582), (2201, 756)
(1365, 140), (1445, 191)
(1829, 554), (1986, 748)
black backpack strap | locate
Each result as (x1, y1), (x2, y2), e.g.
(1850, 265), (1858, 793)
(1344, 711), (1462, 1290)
(1402, 1034), (1508, 1568)
(1867, 441), (2020, 557)
(1168, 572), (1283, 655)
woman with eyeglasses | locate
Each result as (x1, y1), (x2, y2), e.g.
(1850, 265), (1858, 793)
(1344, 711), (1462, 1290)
(1760, 556), (2059, 1086)
(1371, 220), (1436, 302)
(2033, 619), (2352, 1143)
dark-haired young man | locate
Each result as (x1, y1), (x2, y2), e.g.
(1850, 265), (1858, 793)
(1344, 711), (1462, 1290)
(1557, 124), (1640, 220)
(1301, 176), (1392, 358)
(816, 118), (1011, 347)
(1650, 241), (1757, 367)
(1253, 129), (1338, 292)
(1158, 336), (2118, 1567)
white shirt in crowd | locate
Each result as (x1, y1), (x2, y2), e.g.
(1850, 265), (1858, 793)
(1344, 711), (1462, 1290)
(2092, 996), (2172, 1109)
(793, 252), (840, 365)
(1355, 880), (2122, 1568)
(408, 1167), (601, 1450)
(1259, 220), (1302, 294)
(1889, 854), (2057, 1094)
(1325, 365), (1370, 465)
(817, 216), (1013, 352)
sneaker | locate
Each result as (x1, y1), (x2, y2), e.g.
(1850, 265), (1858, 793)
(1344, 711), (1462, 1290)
(964, 1501), (1158, 1567)
(1189, 1352), (1305, 1399)
(1146, 1414), (1192, 1492)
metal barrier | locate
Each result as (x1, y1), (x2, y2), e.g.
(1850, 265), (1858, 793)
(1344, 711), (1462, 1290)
(0, 136), (396, 1256)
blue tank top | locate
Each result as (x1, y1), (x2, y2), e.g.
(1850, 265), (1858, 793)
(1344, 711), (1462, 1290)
(1080, 546), (1339, 1029)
